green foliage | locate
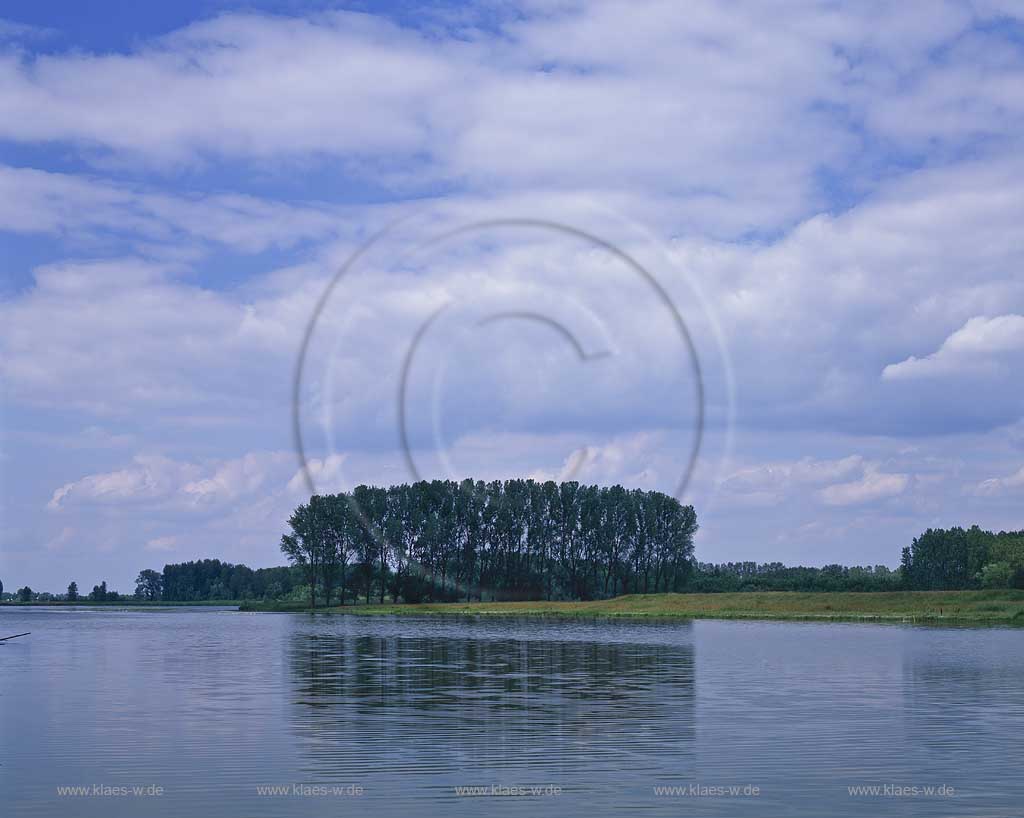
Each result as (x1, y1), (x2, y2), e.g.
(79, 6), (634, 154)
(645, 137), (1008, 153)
(134, 569), (163, 601)
(979, 561), (1014, 589)
(989, 536), (1024, 583)
(158, 559), (302, 602)
(66, 581), (79, 601)
(686, 562), (900, 593)
(17, 585), (33, 602)
(89, 581), (108, 602)
(279, 479), (699, 606)
(242, 589), (1024, 623)
(901, 526), (1024, 590)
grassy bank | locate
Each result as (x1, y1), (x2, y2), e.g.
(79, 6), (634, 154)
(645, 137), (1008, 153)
(240, 589), (1024, 623)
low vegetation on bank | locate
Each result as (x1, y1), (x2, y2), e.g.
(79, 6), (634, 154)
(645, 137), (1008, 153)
(241, 589), (1024, 623)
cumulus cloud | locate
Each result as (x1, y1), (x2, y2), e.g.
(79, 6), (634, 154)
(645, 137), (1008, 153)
(524, 433), (668, 491)
(183, 452), (291, 505)
(883, 315), (1024, 380)
(0, 13), (463, 162)
(6, 1), (1024, 588)
(3, 3), (1021, 234)
(145, 536), (177, 552)
(2, 196), (726, 453)
(47, 452), (291, 511)
(718, 456), (865, 506)
(0, 165), (342, 254)
(286, 454), (347, 496)
(717, 454), (919, 511)
(974, 465), (1024, 497)
(819, 469), (909, 506)
(45, 526), (74, 552)
(47, 455), (194, 510)
(0, 256), (323, 417)
(680, 152), (1024, 436)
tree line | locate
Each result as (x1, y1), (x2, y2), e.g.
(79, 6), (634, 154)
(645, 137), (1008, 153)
(1, 563), (304, 604)
(144, 560), (303, 602)
(279, 479), (699, 607)
(687, 562), (901, 593)
(6, 580), (124, 603)
(6, 518), (1023, 605)
(901, 526), (1024, 590)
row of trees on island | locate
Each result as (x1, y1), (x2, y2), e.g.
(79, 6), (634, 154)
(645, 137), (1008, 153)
(279, 479), (699, 606)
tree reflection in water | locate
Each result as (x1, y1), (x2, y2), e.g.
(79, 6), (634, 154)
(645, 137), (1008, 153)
(286, 617), (696, 797)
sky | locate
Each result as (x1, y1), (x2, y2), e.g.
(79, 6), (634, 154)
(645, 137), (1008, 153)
(2, 0), (1024, 593)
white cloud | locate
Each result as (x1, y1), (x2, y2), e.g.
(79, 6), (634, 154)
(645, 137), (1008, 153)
(47, 455), (200, 510)
(0, 257), (321, 416)
(717, 455), (919, 510)
(44, 526), (74, 552)
(974, 465), (1024, 497)
(819, 469), (909, 506)
(145, 536), (178, 552)
(182, 452), (290, 505)
(718, 456), (865, 506)
(0, 164), (341, 253)
(6, 2), (1024, 588)
(0, 13), (461, 162)
(883, 315), (1024, 380)
(3, 4), (1020, 234)
(286, 453), (347, 495)
(522, 433), (667, 490)
(47, 451), (291, 511)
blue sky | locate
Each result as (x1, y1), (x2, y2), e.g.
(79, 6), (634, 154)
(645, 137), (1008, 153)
(2, 0), (1024, 592)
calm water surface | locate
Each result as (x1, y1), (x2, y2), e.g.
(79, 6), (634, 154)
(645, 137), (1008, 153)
(1, 607), (1022, 817)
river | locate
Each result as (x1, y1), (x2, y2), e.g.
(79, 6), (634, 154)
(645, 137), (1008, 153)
(1, 607), (1022, 816)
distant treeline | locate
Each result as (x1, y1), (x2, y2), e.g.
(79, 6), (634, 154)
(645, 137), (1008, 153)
(901, 526), (1024, 590)
(687, 562), (901, 593)
(7, 510), (1023, 604)
(689, 526), (1024, 593)
(120, 557), (898, 602)
(138, 561), (304, 602)
(135, 523), (1014, 602)
(280, 480), (699, 606)
(5, 580), (132, 604)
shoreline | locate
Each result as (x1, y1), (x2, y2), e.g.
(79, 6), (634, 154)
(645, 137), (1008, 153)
(239, 590), (1024, 625)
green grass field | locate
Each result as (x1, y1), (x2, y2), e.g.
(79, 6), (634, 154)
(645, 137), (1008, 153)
(240, 589), (1024, 623)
